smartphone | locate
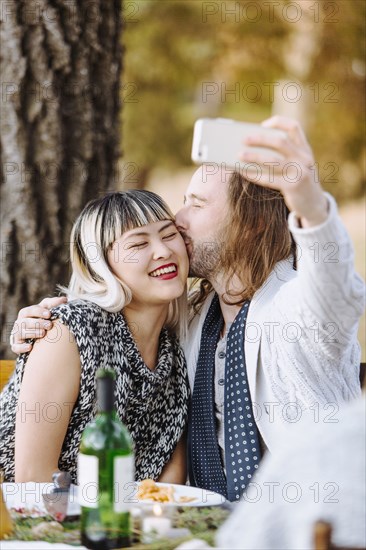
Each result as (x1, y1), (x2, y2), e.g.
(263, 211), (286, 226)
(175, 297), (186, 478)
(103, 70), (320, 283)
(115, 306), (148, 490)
(191, 118), (286, 169)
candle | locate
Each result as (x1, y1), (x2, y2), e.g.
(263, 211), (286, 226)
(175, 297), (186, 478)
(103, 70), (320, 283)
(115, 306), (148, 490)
(142, 504), (171, 543)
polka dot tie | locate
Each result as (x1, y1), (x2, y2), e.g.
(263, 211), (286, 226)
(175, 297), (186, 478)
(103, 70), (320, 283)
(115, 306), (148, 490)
(188, 294), (261, 502)
(224, 298), (261, 501)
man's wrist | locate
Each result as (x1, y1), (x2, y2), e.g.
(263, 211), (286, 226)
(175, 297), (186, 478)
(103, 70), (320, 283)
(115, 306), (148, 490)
(298, 197), (329, 228)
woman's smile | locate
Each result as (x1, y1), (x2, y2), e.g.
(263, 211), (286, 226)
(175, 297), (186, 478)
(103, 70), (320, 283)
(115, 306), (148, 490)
(149, 263), (178, 280)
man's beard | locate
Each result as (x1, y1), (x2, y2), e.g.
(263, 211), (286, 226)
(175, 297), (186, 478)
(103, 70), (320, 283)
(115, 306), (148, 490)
(188, 238), (222, 279)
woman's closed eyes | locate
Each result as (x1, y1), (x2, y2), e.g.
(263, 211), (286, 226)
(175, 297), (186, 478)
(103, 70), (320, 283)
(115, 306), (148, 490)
(126, 231), (178, 249)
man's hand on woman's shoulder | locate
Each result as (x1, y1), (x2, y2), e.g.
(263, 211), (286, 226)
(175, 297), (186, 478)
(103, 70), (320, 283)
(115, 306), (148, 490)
(10, 296), (67, 355)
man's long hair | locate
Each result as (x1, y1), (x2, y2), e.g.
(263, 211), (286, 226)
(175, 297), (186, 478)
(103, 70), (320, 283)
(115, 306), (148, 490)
(190, 171), (296, 311)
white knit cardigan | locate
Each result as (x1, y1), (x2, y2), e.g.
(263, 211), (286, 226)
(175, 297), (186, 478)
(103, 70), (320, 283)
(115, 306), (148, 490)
(183, 194), (365, 453)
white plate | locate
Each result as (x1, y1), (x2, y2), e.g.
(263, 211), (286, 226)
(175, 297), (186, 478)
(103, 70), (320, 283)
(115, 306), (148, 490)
(2, 481), (225, 515)
(135, 482), (225, 507)
(73, 481), (225, 508)
(2, 482), (80, 517)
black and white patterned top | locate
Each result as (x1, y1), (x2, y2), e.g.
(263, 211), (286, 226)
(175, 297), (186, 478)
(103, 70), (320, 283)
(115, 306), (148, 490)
(0, 300), (189, 483)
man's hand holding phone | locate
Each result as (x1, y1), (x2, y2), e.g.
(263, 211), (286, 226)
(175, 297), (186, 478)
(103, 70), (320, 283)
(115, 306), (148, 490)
(239, 115), (328, 227)
(192, 116), (328, 227)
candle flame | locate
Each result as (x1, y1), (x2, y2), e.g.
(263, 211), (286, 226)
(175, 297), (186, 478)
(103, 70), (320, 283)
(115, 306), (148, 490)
(153, 504), (163, 516)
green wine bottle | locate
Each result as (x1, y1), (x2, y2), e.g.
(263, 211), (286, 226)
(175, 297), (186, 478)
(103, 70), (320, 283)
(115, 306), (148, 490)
(78, 368), (134, 549)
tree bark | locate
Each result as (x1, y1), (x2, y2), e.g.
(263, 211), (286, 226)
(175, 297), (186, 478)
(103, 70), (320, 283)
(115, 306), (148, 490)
(0, 0), (122, 357)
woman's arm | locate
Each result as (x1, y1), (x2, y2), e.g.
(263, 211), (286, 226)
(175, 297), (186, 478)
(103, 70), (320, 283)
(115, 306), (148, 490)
(15, 321), (80, 482)
(157, 433), (187, 485)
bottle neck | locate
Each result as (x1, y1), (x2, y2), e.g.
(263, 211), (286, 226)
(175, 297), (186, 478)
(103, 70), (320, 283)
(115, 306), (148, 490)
(97, 376), (115, 413)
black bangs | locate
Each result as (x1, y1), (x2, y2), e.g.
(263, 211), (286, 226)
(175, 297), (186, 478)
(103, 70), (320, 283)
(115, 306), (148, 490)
(82, 190), (174, 251)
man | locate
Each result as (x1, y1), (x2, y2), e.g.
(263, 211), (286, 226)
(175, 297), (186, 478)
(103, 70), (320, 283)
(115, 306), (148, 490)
(9, 116), (365, 502)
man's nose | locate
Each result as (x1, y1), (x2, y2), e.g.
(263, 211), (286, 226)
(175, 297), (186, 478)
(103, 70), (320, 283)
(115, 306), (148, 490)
(175, 207), (186, 230)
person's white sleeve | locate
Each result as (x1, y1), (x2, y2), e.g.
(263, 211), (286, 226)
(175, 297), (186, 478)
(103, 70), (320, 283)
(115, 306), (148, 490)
(281, 192), (365, 357)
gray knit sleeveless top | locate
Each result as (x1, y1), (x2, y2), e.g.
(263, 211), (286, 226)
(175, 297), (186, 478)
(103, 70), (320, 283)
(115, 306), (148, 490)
(0, 300), (189, 483)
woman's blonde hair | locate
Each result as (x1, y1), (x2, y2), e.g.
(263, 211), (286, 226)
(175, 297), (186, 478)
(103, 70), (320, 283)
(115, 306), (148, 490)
(61, 190), (187, 338)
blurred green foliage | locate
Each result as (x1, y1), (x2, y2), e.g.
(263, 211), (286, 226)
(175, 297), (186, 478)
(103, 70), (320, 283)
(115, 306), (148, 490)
(122, 0), (365, 201)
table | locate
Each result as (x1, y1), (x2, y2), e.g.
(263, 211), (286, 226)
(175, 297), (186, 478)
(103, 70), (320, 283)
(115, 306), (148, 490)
(1, 483), (230, 549)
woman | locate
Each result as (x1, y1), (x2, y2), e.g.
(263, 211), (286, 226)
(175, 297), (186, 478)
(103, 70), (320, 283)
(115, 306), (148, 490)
(0, 190), (190, 484)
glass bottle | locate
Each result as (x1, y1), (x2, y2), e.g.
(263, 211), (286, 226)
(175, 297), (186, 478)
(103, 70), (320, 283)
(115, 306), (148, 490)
(78, 369), (134, 549)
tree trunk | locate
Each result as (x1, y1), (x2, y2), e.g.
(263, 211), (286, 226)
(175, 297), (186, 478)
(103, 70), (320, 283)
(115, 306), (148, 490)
(0, 0), (122, 357)
(272, 2), (323, 128)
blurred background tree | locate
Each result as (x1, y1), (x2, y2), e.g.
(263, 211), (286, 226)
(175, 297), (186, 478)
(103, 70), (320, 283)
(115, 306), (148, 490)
(306, 0), (365, 201)
(123, 0), (365, 202)
(0, 0), (122, 356)
(122, 0), (290, 185)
